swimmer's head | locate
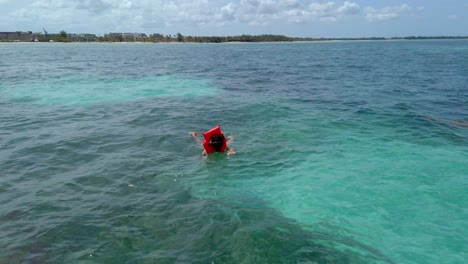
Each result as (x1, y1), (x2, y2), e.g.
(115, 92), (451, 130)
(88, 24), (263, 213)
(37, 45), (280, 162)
(210, 134), (224, 152)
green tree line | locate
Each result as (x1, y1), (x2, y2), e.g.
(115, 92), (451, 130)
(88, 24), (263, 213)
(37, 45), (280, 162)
(2, 30), (467, 43)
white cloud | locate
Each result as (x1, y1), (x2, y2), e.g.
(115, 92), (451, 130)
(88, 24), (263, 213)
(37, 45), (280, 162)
(448, 14), (457, 20)
(151, 0), (361, 26)
(338, 1), (360, 15)
(221, 2), (236, 19)
(9, 1), (429, 33)
(365, 3), (412, 22)
(308, 1), (360, 22)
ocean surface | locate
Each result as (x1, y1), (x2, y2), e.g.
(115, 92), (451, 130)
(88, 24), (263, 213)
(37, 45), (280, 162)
(0, 40), (467, 263)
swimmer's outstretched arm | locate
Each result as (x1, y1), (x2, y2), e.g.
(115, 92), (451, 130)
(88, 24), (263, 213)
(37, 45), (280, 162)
(227, 147), (236, 156)
(226, 135), (236, 155)
(190, 132), (203, 145)
(226, 135), (234, 147)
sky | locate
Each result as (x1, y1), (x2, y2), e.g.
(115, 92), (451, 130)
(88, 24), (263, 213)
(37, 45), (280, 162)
(0, 0), (467, 37)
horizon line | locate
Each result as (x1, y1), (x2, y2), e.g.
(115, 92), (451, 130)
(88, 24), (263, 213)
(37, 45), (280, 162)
(1, 30), (468, 39)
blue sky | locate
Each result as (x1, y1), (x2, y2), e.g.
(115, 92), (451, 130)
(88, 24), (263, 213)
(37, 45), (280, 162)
(0, 0), (466, 37)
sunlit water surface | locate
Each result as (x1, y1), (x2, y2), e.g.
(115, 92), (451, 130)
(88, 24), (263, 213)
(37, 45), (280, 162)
(0, 41), (467, 263)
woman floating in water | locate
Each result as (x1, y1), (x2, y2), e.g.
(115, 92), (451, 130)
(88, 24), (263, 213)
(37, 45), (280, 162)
(190, 125), (236, 156)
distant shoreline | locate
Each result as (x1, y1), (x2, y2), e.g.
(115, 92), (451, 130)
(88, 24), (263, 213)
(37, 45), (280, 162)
(1, 38), (467, 45)
(1, 38), (468, 44)
(1, 32), (467, 43)
(0, 38), (468, 45)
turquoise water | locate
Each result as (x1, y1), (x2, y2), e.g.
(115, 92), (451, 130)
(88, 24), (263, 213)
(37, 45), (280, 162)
(0, 41), (467, 263)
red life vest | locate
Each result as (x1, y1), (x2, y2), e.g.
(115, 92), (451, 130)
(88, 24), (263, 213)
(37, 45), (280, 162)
(202, 125), (227, 154)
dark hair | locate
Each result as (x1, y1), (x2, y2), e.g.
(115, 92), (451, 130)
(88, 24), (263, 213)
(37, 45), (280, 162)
(210, 134), (224, 152)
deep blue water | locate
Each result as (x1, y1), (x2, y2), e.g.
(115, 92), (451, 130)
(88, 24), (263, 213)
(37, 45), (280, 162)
(0, 40), (467, 263)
